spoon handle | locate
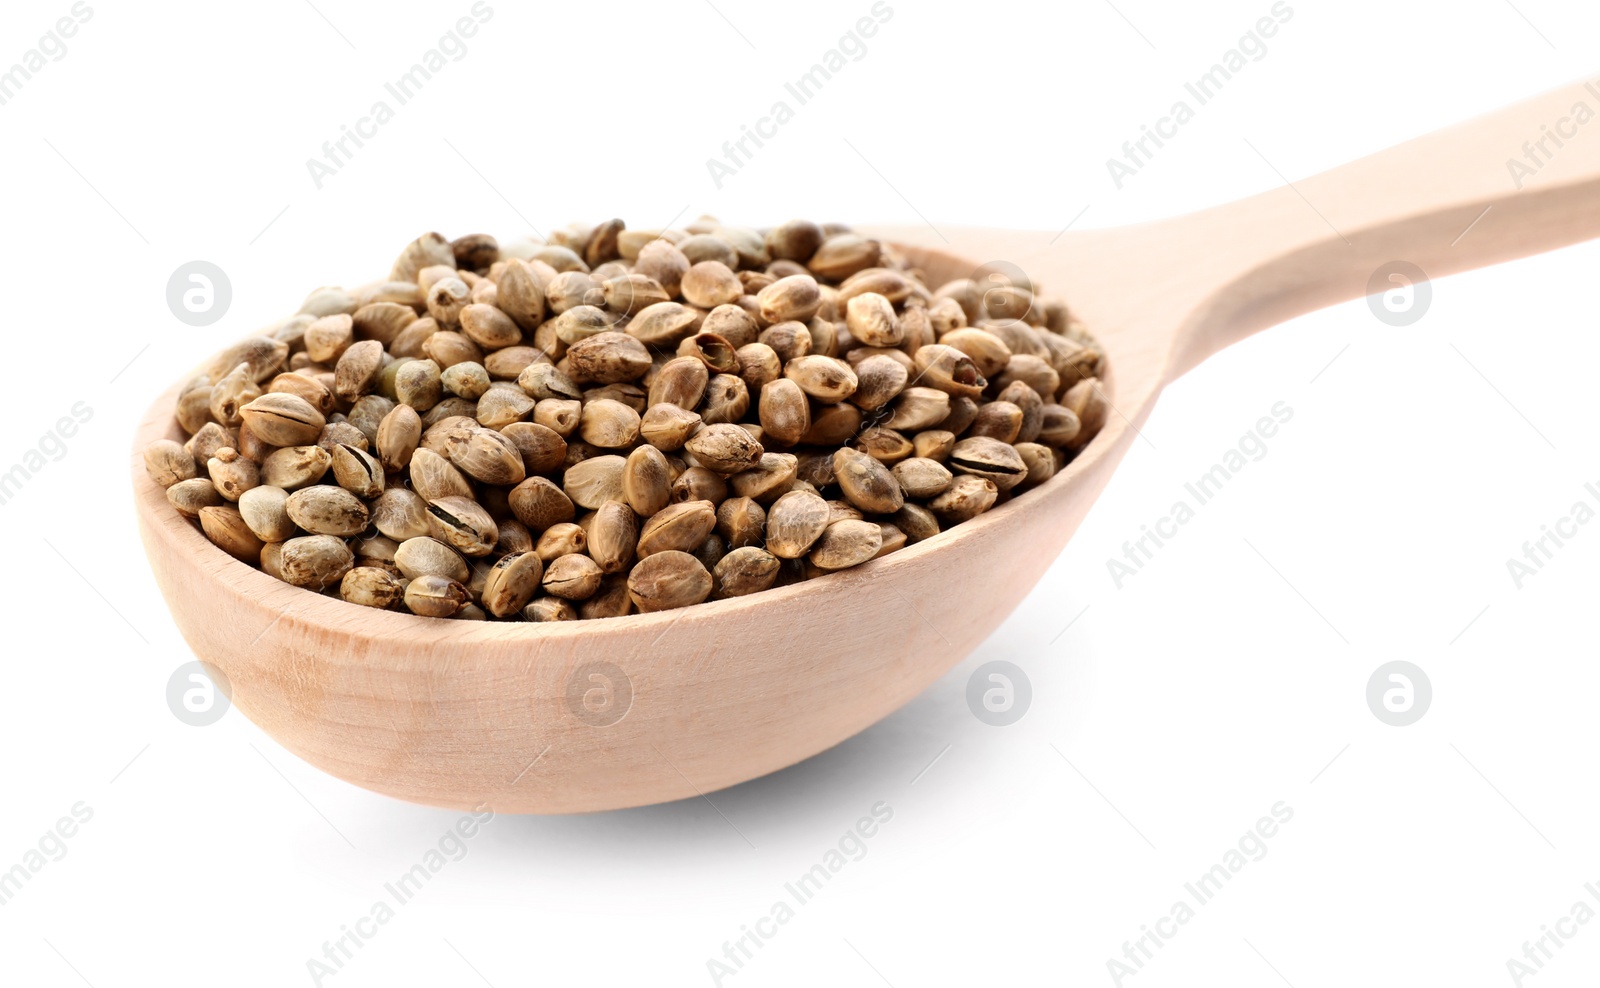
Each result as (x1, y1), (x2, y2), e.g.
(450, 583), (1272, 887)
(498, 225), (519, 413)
(1168, 74), (1600, 374)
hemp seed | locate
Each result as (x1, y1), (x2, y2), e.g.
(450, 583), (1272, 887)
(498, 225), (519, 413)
(627, 550), (713, 612)
(144, 440), (197, 488)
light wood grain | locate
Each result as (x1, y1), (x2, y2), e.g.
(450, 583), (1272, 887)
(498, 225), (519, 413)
(134, 78), (1600, 813)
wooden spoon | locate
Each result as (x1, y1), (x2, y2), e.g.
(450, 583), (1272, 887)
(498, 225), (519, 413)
(135, 79), (1600, 813)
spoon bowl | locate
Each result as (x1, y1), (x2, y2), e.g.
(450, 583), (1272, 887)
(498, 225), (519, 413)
(135, 78), (1600, 812)
(134, 330), (1125, 814)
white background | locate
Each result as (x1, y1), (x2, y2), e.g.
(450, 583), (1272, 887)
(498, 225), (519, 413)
(1, 0), (1597, 985)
